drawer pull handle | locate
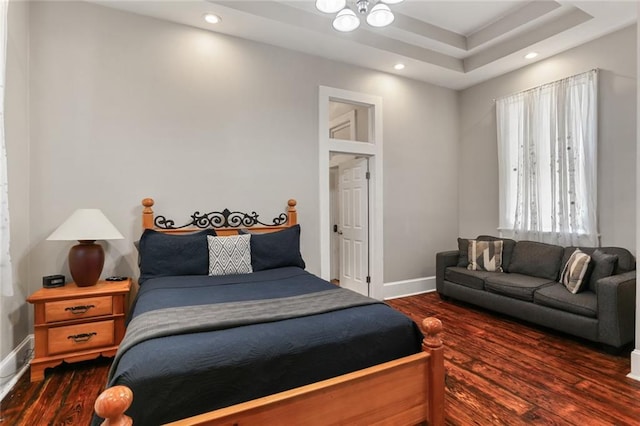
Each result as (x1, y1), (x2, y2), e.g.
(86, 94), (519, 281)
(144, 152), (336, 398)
(65, 304), (95, 314)
(67, 332), (97, 343)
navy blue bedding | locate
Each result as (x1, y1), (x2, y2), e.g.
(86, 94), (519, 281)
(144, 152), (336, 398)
(94, 267), (422, 426)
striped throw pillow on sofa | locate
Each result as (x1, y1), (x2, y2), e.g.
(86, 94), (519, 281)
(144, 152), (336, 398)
(560, 248), (591, 294)
(467, 240), (503, 272)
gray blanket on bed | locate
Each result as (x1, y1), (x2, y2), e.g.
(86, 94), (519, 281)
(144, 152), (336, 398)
(108, 287), (379, 381)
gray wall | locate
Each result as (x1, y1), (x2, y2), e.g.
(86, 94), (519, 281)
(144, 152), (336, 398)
(24, 1), (458, 301)
(2, 0), (30, 363)
(459, 25), (637, 250)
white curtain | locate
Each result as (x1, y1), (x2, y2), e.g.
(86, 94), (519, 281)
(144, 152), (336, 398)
(0, 0), (12, 297)
(496, 70), (598, 247)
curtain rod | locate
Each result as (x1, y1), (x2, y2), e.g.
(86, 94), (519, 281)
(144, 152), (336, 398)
(492, 68), (598, 103)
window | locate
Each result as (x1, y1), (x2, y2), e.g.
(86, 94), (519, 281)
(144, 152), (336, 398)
(328, 100), (371, 143)
(496, 70), (598, 246)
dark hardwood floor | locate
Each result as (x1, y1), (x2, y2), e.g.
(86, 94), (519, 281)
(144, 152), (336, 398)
(388, 293), (640, 425)
(0, 357), (110, 425)
(2, 291), (639, 425)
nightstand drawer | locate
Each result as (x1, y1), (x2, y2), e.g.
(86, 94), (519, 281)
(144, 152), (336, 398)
(48, 320), (115, 355)
(44, 296), (113, 323)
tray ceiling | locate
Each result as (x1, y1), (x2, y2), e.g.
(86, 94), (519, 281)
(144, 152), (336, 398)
(89, 1), (637, 89)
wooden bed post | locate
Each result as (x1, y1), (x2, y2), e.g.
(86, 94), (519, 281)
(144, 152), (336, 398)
(141, 198), (154, 230)
(94, 385), (133, 426)
(422, 317), (445, 426)
(287, 199), (297, 226)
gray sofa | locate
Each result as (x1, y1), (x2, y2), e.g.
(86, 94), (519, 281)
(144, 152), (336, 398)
(436, 236), (636, 349)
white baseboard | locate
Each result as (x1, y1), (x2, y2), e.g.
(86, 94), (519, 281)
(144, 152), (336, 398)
(0, 334), (34, 402)
(628, 349), (640, 381)
(383, 276), (436, 300)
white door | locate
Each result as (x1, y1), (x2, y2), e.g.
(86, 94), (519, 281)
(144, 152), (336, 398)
(338, 157), (369, 296)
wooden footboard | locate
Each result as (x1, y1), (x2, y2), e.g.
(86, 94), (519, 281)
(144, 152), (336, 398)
(95, 317), (444, 426)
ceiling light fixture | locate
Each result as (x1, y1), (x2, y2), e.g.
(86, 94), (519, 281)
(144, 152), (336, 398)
(203, 13), (221, 24)
(333, 8), (360, 32)
(316, 0), (347, 14)
(524, 51), (538, 59)
(394, 63), (405, 70)
(318, 0), (403, 32)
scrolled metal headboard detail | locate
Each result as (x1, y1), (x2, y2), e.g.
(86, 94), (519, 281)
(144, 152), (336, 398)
(154, 209), (289, 230)
(141, 198), (298, 233)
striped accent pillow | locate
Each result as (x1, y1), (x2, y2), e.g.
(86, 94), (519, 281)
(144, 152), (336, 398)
(560, 249), (591, 294)
(467, 240), (503, 272)
(207, 234), (253, 276)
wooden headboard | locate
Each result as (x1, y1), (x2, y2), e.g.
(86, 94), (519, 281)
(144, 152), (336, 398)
(141, 198), (298, 236)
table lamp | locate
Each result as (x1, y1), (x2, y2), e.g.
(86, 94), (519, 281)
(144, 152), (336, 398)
(47, 209), (124, 287)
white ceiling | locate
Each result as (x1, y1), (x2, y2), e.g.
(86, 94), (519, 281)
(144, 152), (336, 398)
(90, 0), (637, 89)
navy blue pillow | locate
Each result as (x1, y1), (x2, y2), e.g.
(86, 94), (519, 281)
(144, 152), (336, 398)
(138, 229), (216, 282)
(240, 225), (305, 271)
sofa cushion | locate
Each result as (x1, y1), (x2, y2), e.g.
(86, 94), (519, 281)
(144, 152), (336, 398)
(603, 247), (635, 273)
(445, 267), (497, 290)
(468, 240), (503, 272)
(457, 238), (470, 267)
(587, 249), (618, 293)
(485, 273), (555, 302)
(508, 241), (564, 280)
(477, 236), (517, 272)
(534, 283), (597, 318)
(560, 249), (592, 294)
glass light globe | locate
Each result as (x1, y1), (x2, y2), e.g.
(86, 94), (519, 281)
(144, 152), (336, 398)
(333, 8), (360, 32)
(367, 3), (394, 27)
(316, 0), (347, 14)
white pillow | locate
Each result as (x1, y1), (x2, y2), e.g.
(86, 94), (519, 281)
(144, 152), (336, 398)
(207, 234), (253, 276)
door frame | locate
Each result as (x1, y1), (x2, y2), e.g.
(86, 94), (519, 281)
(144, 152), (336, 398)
(319, 86), (383, 300)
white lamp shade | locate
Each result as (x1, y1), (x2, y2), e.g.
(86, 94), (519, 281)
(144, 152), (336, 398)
(47, 209), (124, 241)
(380, 0), (404, 4)
(316, 0), (346, 14)
(333, 8), (360, 32)
(367, 3), (394, 27)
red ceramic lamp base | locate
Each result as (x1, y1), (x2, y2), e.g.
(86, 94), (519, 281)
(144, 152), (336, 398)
(68, 240), (104, 287)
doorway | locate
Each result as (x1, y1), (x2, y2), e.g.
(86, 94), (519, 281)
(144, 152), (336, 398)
(319, 86), (383, 299)
(330, 155), (370, 295)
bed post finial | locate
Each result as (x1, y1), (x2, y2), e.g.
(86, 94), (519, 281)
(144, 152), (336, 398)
(94, 385), (133, 426)
(287, 199), (297, 226)
(142, 198), (155, 229)
(421, 317), (443, 349)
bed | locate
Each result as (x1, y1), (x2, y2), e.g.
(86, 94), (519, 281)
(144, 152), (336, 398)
(93, 198), (445, 425)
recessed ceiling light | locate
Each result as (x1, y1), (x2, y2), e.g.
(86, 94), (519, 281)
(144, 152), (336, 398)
(524, 52), (538, 60)
(394, 63), (405, 70)
(204, 14), (221, 24)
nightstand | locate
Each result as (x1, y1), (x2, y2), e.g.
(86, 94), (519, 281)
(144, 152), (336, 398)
(27, 279), (131, 382)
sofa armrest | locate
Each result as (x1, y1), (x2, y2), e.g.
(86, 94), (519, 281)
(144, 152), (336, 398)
(436, 250), (459, 294)
(596, 270), (636, 348)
